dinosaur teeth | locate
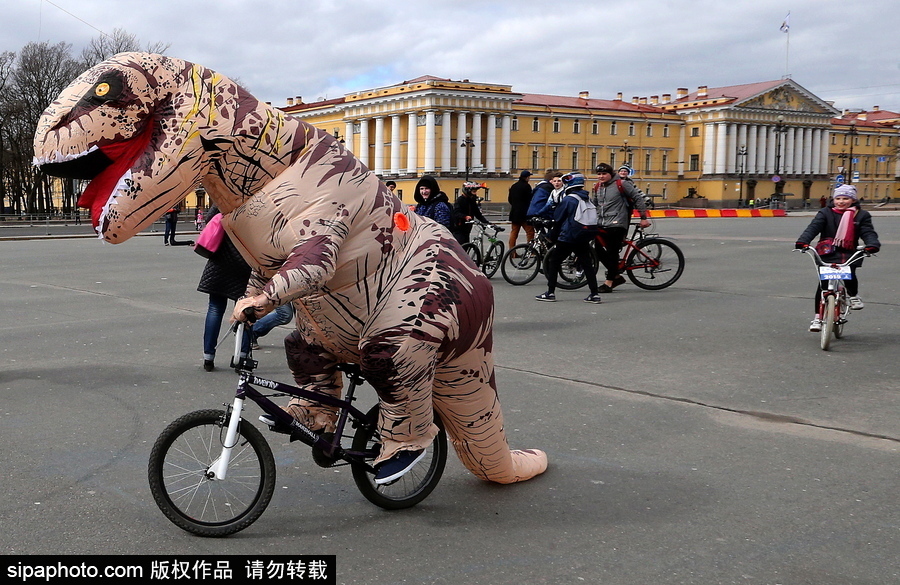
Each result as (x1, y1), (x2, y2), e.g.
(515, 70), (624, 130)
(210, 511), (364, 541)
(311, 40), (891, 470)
(33, 145), (99, 167)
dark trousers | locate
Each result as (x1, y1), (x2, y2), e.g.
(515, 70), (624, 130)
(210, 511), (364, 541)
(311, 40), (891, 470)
(545, 239), (599, 294)
(596, 227), (627, 281)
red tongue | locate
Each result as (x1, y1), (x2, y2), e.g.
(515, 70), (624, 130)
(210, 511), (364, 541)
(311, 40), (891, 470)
(78, 126), (154, 228)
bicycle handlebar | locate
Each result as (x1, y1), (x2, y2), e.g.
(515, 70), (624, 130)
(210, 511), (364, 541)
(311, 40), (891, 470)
(796, 245), (872, 267)
(465, 220), (504, 232)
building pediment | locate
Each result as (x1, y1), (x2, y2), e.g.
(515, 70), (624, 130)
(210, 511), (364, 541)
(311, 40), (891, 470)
(736, 81), (838, 116)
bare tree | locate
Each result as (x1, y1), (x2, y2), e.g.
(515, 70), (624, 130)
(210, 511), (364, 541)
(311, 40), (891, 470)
(80, 28), (170, 67)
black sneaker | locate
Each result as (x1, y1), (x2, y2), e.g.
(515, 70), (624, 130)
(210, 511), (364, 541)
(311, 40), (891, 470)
(597, 284), (614, 293)
(374, 449), (426, 485)
(584, 293), (602, 304)
(203, 359), (215, 372)
(535, 291), (556, 302)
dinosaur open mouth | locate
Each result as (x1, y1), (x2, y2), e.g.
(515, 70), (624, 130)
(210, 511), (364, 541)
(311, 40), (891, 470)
(36, 125), (153, 234)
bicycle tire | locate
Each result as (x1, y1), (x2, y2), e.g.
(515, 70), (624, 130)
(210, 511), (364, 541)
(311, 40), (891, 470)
(462, 243), (482, 268)
(545, 245), (598, 290)
(482, 241), (505, 279)
(625, 238), (685, 290)
(820, 295), (836, 350)
(834, 288), (846, 339)
(351, 405), (447, 510)
(148, 409), (276, 537)
(501, 243), (542, 285)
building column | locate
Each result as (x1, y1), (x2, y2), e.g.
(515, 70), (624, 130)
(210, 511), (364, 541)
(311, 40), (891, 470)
(765, 126), (776, 175)
(472, 113), (483, 172)
(390, 115), (401, 175)
(456, 112), (468, 172)
(358, 118), (369, 167)
(784, 127), (795, 175)
(441, 111), (453, 173)
(703, 123), (716, 175)
(736, 124), (748, 174)
(500, 114), (512, 174)
(406, 113), (417, 174)
(342, 121), (354, 154)
(820, 129), (830, 176)
(801, 128), (813, 175)
(424, 110), (436, 174)
(373, 116), (385, 175)
(746, 125), (758, 174)
(485, 114), (497, 173)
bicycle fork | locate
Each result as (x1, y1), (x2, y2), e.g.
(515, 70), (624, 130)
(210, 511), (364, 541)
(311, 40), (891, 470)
(207, 395), (246, 481)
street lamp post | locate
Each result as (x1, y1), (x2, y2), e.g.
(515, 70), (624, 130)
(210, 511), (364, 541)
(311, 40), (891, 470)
(737, 145), (747, 207)
(620, 140), (633, 169)
(773, 115), (787, 178)
(460, 132), (474, 182)
(846, 119), (858, 184)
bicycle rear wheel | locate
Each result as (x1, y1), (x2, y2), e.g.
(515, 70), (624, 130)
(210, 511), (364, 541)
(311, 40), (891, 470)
(625, 238), (685, 290)
(501, 243), (542, 285)
(481, 241), (505, 279)
(148, 409), (276, 537)
(545, 245), (598, 290)
(462, 243), (482, 267)
(351, 405), (447, 510)
(820, 295), (836, 350)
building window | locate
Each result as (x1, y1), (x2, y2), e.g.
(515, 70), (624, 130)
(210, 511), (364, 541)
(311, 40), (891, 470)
(629, 122), (636, 136)
(552, 149), (560, 169)
(532, 117), (540, 132)
(662, 153), (669, 173)
(691, 127), (700, 137)
(689, 154), (700, 171)
(573, 120), (581, 134)
(511, 148), (518, 170)
(646, 124), (653, 137)
(553, 118), (560, 133)
(663, 124), (670, 138)
(571, 149), (578, 170)
(591, 120), (599, 134)
(831, 135), (837, 145)
(511, 116), (518, 131)
(609, 152), (617, 167)
(610, 121), (617, 136)
(644, 153), (652, 173)
(532, 149), (539, 170)
(591, 151), (598, 170)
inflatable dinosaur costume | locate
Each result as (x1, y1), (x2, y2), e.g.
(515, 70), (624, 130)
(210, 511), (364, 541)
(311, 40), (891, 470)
(33, 52), (547, 484)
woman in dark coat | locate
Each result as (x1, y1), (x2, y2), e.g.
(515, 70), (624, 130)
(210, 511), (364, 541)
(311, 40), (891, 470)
(197, 205), (252, 371)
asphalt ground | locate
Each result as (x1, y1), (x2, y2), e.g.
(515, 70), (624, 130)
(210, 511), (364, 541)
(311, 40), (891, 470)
(1, 216), (898, 584)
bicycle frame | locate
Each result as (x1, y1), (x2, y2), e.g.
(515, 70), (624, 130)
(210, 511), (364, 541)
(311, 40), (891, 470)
(594, 224), (655, 271)
(209, 323), (375, 480)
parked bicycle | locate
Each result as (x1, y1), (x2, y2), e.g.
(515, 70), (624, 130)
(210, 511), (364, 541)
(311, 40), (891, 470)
(461, 220), (505, 278)
(148, 316), (448, 537)
(500, 218), (554, 285)
(547, 223), (685, 291)
(797, 246), (873, 351)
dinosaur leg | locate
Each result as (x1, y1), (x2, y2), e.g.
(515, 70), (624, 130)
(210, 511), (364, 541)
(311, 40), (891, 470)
(282, 330), (342, 432)
(431, 340), (548, 485)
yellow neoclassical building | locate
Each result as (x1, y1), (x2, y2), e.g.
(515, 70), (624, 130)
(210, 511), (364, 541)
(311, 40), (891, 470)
(281, 76), (900, 209)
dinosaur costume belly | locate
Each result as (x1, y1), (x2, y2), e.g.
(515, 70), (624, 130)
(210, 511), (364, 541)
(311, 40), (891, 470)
(33, 52), (547, 484)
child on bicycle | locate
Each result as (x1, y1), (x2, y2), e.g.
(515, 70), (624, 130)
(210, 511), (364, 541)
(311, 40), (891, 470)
(795, 184), (880, 332)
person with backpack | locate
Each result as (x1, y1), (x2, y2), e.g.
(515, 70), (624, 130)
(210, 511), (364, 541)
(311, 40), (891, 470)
(452, 181), (492, 245)
(592, 163), (652, 293)
(526, 169), (564, 221)
(413, 175), (453, 230)
(535, 172), (602, 304)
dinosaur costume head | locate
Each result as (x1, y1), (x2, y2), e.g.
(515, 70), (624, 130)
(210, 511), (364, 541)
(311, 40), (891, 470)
(33, 52), (270, 242)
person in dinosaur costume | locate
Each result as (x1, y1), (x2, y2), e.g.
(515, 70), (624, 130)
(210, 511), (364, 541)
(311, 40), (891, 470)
(33, 52), (547, 485)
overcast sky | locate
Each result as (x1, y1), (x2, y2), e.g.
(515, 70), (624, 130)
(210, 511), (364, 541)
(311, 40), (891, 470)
(6, 0), (900, 113)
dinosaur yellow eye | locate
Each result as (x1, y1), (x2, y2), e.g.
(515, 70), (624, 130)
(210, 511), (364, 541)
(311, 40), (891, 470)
(95, 83), (110, 97)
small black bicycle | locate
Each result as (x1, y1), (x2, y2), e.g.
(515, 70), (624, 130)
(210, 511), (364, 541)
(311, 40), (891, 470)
(148, 318), (448, 537)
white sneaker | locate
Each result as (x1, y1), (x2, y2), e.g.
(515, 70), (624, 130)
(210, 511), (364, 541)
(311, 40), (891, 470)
(849, 296), (864, 310)
(809, 318), (823, 332)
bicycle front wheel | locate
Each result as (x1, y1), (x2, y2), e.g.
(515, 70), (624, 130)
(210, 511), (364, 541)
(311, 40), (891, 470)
(148, 409), (276, 537)
(501, 243), (542, 285)
(820, 295), (836, 350)
(834, 289), (846, 339)
(481, 241), (505, 278)
(625, 238), (685, 290)
(351, 405), (447, 510)
(462, 243), (482, 267)
(545, 245), (598, 290)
